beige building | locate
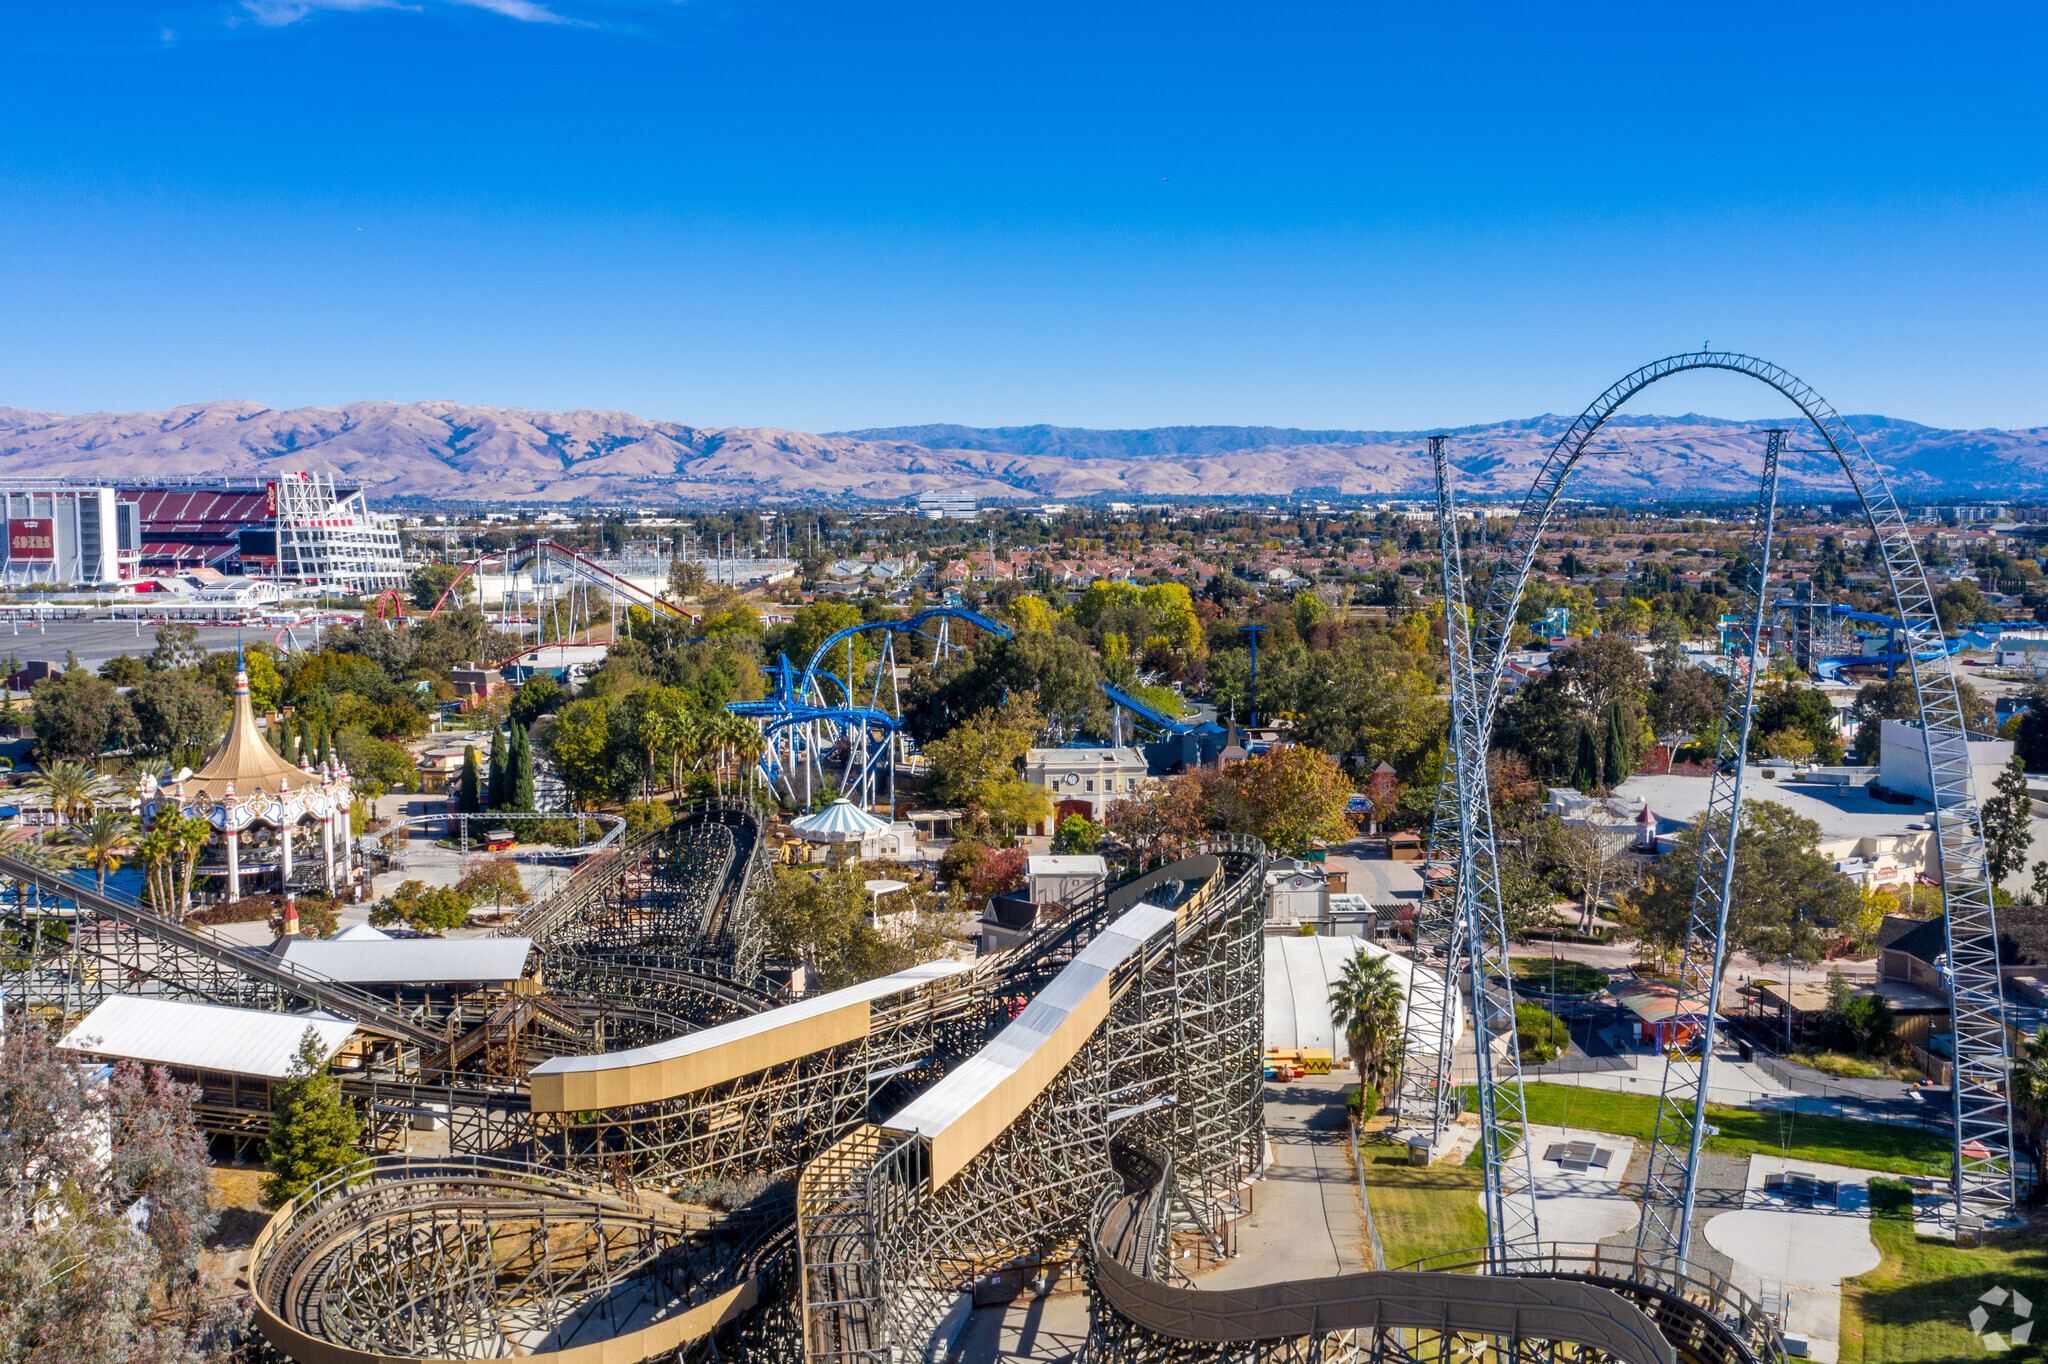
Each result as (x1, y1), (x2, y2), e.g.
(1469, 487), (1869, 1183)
(1023, 746), (1152, 835)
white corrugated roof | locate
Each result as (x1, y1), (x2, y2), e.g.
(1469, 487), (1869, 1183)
(273, 937), (533, 984)
(1263, 935), (1456, 1057)
(530, 958), (971, 1078)
(1025, 855), (1108, 877)
(330, 923), (393, 941)
(885, 903), (1174, 1141)
(59, 995), (357, 1078)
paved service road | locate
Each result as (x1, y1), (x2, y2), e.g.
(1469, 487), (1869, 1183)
(953, 1074), (1371, 1364)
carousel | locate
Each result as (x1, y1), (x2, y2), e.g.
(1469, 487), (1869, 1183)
(138, 663), (358, 903)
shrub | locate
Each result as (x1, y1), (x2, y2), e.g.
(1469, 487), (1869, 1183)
(1348, 1084), (1381, 1123)
(1515, 1003), (1569, 1064)
(624, 799), (673, 838)
(369, 878), (474, 933)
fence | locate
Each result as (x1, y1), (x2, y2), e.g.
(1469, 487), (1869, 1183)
(1349, 1121), (1386, 1272)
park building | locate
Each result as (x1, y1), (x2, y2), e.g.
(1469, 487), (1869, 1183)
(1022, 745), (1152, 834)
(136, 662), (360, 903)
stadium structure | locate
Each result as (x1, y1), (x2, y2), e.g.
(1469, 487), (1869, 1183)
(0, 470), (408, 594)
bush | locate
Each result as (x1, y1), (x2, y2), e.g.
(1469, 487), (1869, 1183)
(187, 895), (279, 927)
(624, 799), (673, 838)
(532, 818), (601, 847)
(1348, 1084), (1381, 1123)
(1515, 1002), (1569, 1064)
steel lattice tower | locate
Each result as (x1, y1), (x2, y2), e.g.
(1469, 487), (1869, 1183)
(1633, 430), (1785, 1270)
(1426, 435), (1540, 1260)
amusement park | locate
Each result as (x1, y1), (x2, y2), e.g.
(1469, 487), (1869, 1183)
(3, 353), (2046, 1364)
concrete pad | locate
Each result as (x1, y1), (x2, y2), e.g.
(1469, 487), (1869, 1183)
(1489, 1125), (1640, 1244)
(1703, 1156), (1886, 1364)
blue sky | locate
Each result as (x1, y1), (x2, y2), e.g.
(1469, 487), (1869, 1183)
(4, 2), (2046, 431)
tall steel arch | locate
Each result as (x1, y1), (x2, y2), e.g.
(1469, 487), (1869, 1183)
(1409, 352), (2013, 1232)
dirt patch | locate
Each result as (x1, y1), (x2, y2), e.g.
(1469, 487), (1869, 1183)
(201, 1166), (273, 1295)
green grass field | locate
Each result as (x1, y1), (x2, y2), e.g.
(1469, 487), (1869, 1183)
(1352, 1135), (1489, 1269)
(1841, 1189), (2048, 1362)
(1508, 957), (1610, 995)
(1487, 1084), (1953, 1177)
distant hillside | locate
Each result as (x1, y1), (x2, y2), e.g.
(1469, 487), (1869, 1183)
(0, 402), (2041, 506)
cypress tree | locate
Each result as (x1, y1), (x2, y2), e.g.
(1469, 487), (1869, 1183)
(315, 728), (331, 768)
(458, 745), (482, 815)
(512, 724), (537, 812)
(1573, 723), (1602, 792)
(488, 729), (510, 811)
(270, 718), (287, 755)
(1603, 702), (1632, 788)
(294, 717), (311, 764)
(262, 1027), (362, 1208)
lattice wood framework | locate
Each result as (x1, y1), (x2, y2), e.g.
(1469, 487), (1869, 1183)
(797, 841), (1269, 1364)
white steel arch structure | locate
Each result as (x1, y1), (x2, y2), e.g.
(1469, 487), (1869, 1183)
(1400, 352), (2015, 1254)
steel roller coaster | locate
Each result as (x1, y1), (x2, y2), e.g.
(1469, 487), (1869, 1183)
(732, 605), (1201, 809)
(1396, 353), (2017, 1281)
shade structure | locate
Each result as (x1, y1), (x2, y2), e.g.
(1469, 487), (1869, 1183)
(791, 798), (890, 844)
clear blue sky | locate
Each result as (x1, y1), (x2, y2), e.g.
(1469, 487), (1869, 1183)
(5, 2), (2046, 432)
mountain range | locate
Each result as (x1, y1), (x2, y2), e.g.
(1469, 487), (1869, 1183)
(0, 402), (2042, 506)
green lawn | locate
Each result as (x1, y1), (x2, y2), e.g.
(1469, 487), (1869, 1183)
(1841, 1194), (2048, 1362)
(1352, 1134), (1489, 1269)
(1484, 1084), (1952, 1178)
(1508, 957), (1610, 995)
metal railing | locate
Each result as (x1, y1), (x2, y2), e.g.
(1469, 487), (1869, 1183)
(1349, 1119), (1386, 1272)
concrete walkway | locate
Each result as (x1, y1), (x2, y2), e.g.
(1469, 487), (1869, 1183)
(1204, 1074), (1369, 1287)
(953, 1075), (1370, 1364)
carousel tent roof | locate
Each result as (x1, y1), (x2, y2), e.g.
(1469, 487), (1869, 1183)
(183, 666), (316, 803)
(790, 798), (890, 843)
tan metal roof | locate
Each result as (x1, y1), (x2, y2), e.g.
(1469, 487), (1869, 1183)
(883, 903), (1174, 1187)
(528, 958), (970, 1113)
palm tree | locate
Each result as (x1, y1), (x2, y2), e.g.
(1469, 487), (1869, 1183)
(66, 809), (136, 893)
(1329, 949), (1407, 1100)
(727, 717), (766, 796)
(27, 759), (108, 824)
(161, 813), (215, 914)
(137, 825), (180, 915)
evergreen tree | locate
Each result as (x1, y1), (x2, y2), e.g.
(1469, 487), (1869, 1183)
(1603, 702), (1632, 788)
(315, 727), (331, 768)
(263, 1027), (362, 1207)
(488, 728), (509, 810)
(458, 744), (482, 815)
(294, 716), (311, 764)
(1572, 724), (1602, 792)
(270, 717), (287, 754)
(512, 724), (537, 812)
